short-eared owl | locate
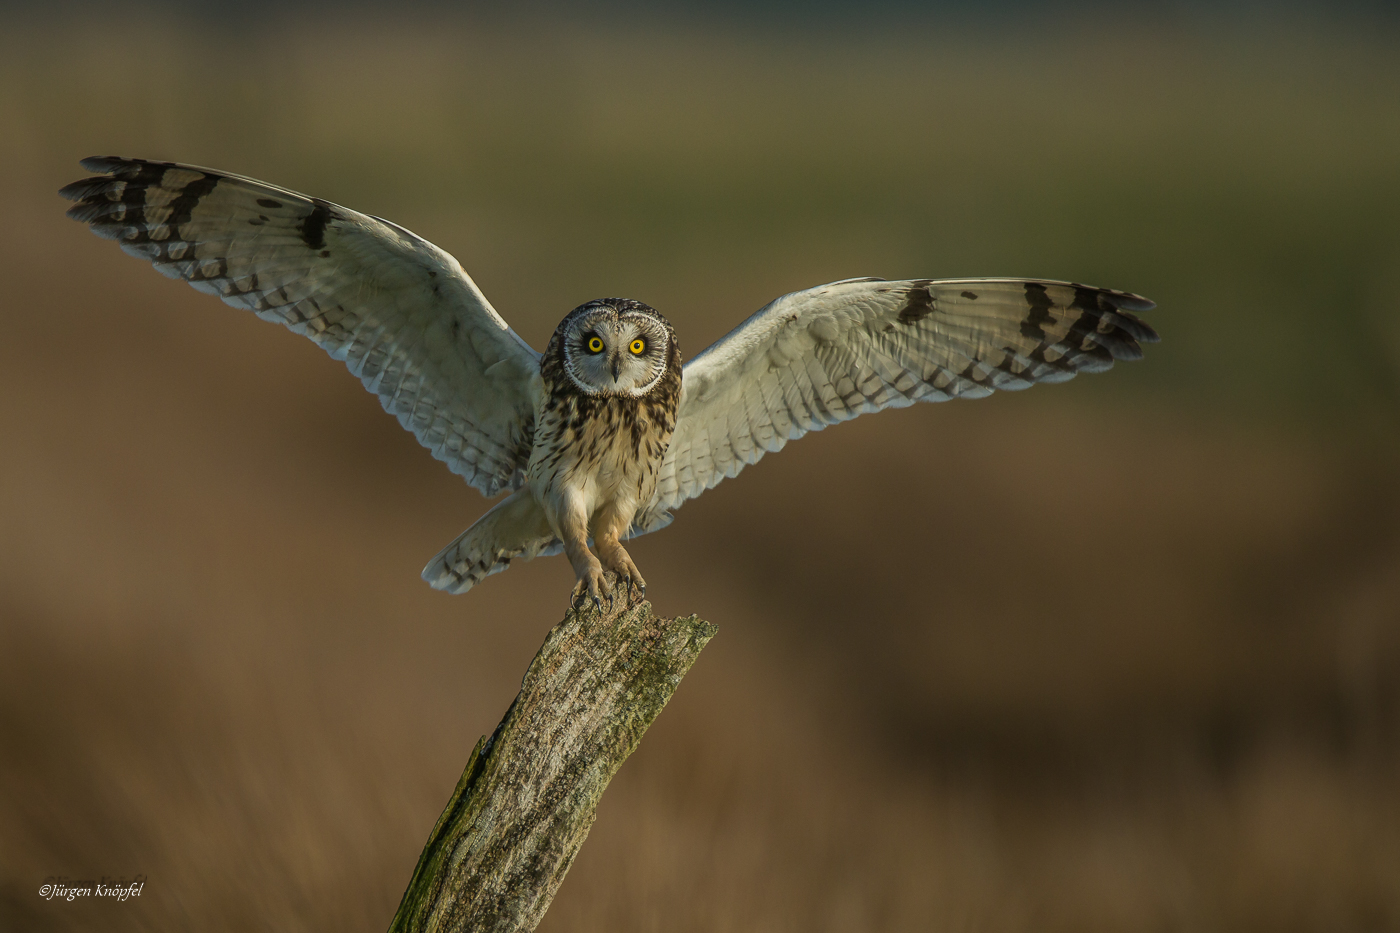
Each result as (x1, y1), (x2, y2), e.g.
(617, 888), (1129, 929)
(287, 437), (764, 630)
(61, 157), (1158, 606)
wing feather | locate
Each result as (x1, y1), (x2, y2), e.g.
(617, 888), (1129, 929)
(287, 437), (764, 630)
(635, 277), (1156, 530)
(61, 157), (542, 498)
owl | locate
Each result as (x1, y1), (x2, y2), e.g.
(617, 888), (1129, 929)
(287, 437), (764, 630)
(61, 157), (1158, 607)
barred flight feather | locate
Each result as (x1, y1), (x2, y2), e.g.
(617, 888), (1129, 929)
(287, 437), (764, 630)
(634, 277), (1157, 532)
(60, 156), (542, 498)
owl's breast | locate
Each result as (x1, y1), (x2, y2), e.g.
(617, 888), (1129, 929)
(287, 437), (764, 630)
(527, 383), (679, 524)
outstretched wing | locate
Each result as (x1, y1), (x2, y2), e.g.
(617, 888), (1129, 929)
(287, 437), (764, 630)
(636, 277), (1156, 528)
(61, 157), (542, 498)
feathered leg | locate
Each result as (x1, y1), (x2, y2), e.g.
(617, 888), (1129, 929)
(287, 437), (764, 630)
(592, 503), (646, 603)
(555, 496), (606, 610)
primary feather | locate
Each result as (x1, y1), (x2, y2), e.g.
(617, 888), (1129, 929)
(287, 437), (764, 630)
(60, 156), (542, 497)
(636, 277), (1157, 530)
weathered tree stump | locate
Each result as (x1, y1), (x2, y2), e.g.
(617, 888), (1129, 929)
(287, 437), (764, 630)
(388, 587), (717, 933)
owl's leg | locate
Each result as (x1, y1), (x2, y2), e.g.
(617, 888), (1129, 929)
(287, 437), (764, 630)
(592, 505), (646, 603)
(556, 501), (606, 610)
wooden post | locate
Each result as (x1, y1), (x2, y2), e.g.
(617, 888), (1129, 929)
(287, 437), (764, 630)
(388, 587), (717, 933)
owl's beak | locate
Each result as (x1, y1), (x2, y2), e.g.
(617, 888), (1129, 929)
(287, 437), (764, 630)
(609, 355), (622, 380)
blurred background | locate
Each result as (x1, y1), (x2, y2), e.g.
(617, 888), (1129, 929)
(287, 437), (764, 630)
(2, 2), (1399, 930)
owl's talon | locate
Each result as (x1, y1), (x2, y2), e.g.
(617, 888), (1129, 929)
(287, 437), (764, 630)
(598, 544), (646, 607)
(570, 563), (608, 613)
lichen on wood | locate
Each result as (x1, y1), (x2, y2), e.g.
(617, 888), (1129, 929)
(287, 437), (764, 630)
(388, 588), (717, 933)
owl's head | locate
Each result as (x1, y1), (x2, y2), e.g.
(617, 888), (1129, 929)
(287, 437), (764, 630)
(556, 299), (675, 398)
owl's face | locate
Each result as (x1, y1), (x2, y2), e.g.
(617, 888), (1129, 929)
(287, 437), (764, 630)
(559, 300), (673, 398)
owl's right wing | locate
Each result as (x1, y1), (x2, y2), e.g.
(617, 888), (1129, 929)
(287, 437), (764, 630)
(633, 277), (1156, 532)
(61, 157), (543, 498)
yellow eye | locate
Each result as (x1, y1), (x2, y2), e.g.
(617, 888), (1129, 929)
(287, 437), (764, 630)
(587, 336), (604, 353)
(629, 338), (646, 355)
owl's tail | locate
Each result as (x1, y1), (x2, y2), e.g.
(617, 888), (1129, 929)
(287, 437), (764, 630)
(422, 489), (562, 594)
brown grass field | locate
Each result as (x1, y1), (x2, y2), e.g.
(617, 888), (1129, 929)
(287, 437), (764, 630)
(1, 11), (1398, 931)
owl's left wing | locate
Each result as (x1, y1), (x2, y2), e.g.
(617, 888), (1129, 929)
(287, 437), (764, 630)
(61, 157), (542, 498)
(633, 277), (1156, 532)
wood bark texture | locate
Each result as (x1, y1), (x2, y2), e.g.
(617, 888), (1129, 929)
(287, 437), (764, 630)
(387, 591), (717, 933)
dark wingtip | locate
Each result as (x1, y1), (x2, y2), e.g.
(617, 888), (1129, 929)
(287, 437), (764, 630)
(1096, 288), (1158, 342)
(78, 155), (130, 173)
(62, 200), (104, 221)
(1117, 309), (1160, 344)
(61, 157), (134, 202)
(1107, 290), (1156, 313)
(57, 179), (90, 202)
(1108, 337), (1146, 361)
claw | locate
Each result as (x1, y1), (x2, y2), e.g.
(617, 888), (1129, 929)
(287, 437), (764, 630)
(571, 563), (608, 614)
(596, 541), (647, 609)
